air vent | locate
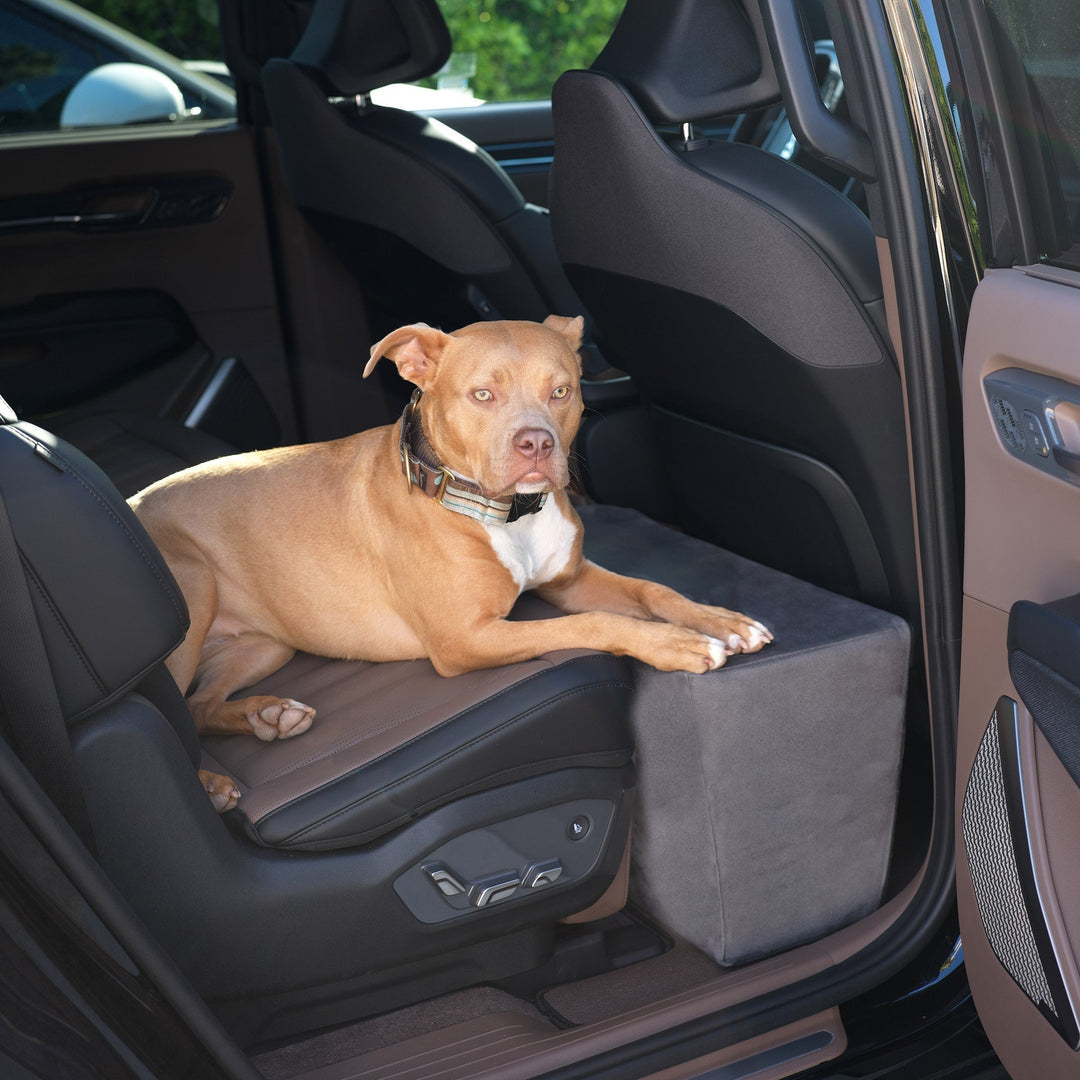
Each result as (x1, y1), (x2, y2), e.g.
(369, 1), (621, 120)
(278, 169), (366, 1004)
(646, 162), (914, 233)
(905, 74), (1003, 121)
(991, 395), (1026, 453)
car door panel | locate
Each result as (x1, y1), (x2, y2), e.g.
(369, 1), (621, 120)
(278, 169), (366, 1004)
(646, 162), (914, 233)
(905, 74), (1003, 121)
(0, 124), (295, 445)
(959, 265), (1080, 1078)
(0, 289), (198, 415)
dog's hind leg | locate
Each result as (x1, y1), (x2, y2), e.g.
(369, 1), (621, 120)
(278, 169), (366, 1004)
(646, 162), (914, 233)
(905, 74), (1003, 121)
(187, 632), (315, 741)
(154, 557), (248, 810)
(162, 555), (219, 696)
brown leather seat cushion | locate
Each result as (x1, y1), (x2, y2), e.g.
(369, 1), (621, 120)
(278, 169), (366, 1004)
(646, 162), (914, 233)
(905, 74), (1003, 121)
(202, 598), (634, 851)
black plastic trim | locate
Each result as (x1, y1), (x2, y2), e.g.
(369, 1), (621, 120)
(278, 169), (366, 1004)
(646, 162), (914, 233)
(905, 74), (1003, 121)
(0, 727), (257, 1079)
(759, 0), (876, 181)
(996, 697), (1080, 1047)
(1009, 595), (1080, 691)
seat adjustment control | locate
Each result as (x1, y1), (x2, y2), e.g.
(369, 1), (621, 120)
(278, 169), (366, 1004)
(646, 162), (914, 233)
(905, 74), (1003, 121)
(394, 798), (615, 923)
(469, 871), (521, 908)
(421, 862), (466, 897)
(524, 858), (564, 888)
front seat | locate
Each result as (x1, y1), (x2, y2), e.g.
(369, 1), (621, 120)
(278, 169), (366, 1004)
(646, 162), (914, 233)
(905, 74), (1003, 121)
(550, 0), (917, 622)
(261, 0), (589, 341)
(0, 409), (635, 1046)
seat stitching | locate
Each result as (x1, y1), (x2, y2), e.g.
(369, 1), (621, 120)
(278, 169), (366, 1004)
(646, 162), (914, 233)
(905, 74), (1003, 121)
(251, 665), (550, 783)
(22, 558), (106, 697)
(269, 748), (633, 850)
(269, 677), (633, 843)
(12, 426), (186, 625)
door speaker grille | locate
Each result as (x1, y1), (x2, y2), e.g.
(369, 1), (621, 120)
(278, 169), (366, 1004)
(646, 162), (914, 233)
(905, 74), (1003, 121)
(962, 705), (1056, 1015)
(961, 698), (1079, 1047)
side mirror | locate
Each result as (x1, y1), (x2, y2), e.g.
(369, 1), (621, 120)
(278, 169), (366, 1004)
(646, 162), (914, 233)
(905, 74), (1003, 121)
(60, 62), (195, 128)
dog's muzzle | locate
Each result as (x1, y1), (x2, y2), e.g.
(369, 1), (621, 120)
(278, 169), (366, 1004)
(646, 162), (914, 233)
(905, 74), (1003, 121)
(398, 390), (548, 526)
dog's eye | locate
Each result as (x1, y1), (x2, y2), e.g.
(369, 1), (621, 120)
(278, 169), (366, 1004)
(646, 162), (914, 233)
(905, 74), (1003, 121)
(552, 385), (571, 400)
(473, 389), (493, 402)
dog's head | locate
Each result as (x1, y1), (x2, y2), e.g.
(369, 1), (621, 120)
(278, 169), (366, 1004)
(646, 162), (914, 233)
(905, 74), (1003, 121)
(366, 316), (585, 498)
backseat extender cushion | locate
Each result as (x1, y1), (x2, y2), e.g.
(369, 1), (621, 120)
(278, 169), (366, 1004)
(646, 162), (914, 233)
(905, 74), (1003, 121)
(578, 503), (910, 966)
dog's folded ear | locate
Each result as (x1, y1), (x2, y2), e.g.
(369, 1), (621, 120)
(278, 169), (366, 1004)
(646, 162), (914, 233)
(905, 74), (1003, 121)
(364, 323), (451, 388)
(542, 315), (586, 361)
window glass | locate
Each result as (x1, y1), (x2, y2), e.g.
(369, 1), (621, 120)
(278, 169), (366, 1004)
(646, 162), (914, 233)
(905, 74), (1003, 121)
(0, 0), (234, 136)
(984, 0), (1080, 262)
(0, 3), (121, 131)
(79, 0), (222, 62)
(429, 0), (625, 103)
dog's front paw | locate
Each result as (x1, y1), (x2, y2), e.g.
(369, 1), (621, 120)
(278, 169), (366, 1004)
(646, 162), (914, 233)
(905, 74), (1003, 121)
(702, 609), (773, 655)
(199, 768), (240, 812)
(637, 624), (736, 673)
(244, 696), (316, 741)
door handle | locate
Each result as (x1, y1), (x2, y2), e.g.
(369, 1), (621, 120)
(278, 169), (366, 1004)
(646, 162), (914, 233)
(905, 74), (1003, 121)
(0, 209), (149, 231)
(1051, 443), (1080, 476)
(0, 186), (156, 233)
(0, 179), (230, 234)
(984, 368), (1080, 487)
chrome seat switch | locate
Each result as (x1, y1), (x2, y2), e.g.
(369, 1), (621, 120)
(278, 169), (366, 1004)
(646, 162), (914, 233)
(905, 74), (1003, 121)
(421, 862), (466, 898)
(469, 871), (521, 908)
(524, 859), (564, 888)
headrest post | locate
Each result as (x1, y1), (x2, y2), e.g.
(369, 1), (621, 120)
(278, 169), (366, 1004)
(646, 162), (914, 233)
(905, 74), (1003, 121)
(676, 121), (710, 153)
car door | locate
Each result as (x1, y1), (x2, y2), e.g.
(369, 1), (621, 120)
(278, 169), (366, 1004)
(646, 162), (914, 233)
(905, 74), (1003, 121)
(953, 0), (1080, 1075)
(0, 0), (295, 453)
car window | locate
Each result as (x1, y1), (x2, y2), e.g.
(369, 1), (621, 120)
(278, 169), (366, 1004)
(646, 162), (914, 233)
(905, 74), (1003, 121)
(983, 0), (1080, 265)
(0, 1), (121, 131)
(426, 0), (626, 104)
(0, 0), (234, 136)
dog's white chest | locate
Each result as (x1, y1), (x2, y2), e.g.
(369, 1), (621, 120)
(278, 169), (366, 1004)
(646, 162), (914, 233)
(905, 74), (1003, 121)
(484, 498), (577, 592)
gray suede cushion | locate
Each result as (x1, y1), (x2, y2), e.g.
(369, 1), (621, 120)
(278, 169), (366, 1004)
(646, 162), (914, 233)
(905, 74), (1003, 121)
(578, 503), (909, 966)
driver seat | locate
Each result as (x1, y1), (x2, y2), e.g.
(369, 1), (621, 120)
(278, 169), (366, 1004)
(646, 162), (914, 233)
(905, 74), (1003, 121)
(261, 0), (588, 340)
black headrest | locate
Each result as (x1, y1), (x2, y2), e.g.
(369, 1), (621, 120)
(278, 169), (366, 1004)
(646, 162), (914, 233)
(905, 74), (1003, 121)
(0, 422), (187, 725)
(591, 0), (779, 124)
(290, 0), (452, 97)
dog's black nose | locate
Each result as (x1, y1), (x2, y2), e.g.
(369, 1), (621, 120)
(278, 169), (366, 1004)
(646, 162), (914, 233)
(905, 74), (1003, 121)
(514, 428), (555, 460)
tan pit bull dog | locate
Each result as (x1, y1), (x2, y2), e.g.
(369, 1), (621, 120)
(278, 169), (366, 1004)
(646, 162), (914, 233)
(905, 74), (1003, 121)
(130, 316), (772, 811)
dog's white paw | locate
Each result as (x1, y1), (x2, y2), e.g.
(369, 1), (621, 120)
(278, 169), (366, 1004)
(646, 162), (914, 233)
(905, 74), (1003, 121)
(719, 619), (773, 654)
(705, 636), (730, 670)
(247, 698), (316, 741)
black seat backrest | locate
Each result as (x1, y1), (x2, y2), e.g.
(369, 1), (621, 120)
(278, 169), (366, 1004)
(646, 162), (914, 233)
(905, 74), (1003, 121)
(550, 0), (917, 621)
(0, 414), (197, 838)
(0, 420), (187, 724)
(261, 0), (587, 341)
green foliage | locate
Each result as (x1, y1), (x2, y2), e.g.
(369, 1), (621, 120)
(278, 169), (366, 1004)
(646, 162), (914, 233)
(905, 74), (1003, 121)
(435, 0), (624, 100)
(69, 0), (623, 101)
(78, 0), (221, 61)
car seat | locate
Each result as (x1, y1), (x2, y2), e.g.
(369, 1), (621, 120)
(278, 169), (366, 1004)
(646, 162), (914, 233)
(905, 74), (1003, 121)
(261, 0), (589, 341)
(0, 404), (635, 1045)
(550, 0), (917, 622)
